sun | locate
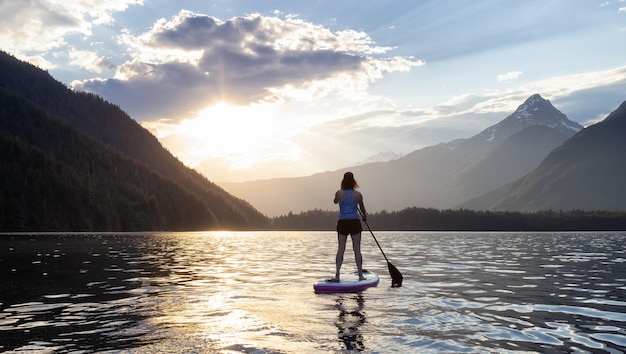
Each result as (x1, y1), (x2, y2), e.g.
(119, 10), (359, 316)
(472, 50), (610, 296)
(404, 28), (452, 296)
(171, 101), (298, 169)
(141, 100), (312, 181)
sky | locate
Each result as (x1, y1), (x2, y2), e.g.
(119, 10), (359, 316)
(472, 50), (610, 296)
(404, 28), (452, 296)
(2, 0), (626, 183)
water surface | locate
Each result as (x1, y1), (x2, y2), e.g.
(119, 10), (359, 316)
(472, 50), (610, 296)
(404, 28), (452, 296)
(1, 232), (625, 353)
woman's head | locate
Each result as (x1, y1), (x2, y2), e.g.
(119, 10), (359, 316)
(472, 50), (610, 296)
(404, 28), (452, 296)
(340, 172), (359, 190)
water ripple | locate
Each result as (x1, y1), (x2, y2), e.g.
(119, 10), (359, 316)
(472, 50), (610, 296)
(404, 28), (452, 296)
(1, 232), (625, 353)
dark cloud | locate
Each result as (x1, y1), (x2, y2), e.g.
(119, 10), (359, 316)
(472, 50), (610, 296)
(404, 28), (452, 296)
(76, 12), (384, 121)
(95, 57), (117, 71)
(153, 14), (262, 49)
(552, 81), (626, 126)
(80, 61), (215, 119)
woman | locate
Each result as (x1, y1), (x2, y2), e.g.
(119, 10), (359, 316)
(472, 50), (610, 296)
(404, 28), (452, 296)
(331, 172), (368, 282)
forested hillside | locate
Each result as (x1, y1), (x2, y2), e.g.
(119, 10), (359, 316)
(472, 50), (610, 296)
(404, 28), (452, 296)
(0, 90), (218, 230)
(0, 52), (269, 231)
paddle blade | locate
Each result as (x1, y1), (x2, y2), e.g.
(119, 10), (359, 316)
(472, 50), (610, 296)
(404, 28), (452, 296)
(387, 261), (403, 287)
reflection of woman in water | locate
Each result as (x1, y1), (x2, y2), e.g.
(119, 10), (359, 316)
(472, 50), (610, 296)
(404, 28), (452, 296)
(335, 295), (366, 351)
(331, 172), (367, 282)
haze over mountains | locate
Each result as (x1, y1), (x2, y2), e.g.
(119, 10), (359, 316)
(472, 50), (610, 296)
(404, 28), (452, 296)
(221, 94), (626, 216)
(2, 50), (625, 230)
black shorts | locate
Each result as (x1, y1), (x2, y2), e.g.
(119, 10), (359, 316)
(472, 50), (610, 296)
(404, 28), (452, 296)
(337, 219), (362, 235)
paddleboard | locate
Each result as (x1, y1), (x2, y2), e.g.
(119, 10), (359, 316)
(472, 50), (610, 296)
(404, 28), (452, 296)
(313, 270), (379, 293)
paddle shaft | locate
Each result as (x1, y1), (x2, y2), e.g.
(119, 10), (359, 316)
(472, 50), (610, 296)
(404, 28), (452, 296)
(358, 208), (389, 262)
(358, 208), (403, 287)
(364, 220), (390, 263)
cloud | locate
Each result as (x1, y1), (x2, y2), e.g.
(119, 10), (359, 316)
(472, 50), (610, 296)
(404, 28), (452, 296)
(144, 62), (626, 182)
(434, 66), (626, 121)
(309, 65), (626, 157)
(0, 1), (86, 55)
(0, 0), (144, 58)
(74, 11), (424, 121)
(552, 81), (626, 126)
(519, 66), (626, 102)
(69, 49), (116, 73)
(497, 71), (523, 82)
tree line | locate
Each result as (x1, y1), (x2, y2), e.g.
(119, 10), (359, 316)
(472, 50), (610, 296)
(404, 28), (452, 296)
(269, 207), (626, 231)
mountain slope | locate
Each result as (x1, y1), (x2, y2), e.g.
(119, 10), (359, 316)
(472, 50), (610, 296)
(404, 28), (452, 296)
(0, 89), (216, 230)
(439, 94), (582, 205)
(492, 98), (626, 211)
(0, 51), (268, 230)
(221, 94), (581, 216)
(445, 124), (576, 206)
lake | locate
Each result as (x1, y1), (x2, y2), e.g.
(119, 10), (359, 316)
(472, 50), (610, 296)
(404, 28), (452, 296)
(1, 231), (625, 353)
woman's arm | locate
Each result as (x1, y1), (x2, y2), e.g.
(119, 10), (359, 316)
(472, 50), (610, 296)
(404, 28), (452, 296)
(334, 190), (345, 204)
(355, 191), (367, 221)
(359, 201), (367, 221)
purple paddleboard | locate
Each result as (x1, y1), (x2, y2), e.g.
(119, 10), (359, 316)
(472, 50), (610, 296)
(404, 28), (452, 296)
(313, 270), (379, 293)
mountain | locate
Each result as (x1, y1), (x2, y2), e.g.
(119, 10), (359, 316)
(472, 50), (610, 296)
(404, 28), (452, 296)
(355, 150), (404, 165)
(434, 94), (582, 206)
(489, 98), (626, 211)
(220, 94), (582, 216)
(0, 51), (269, 231)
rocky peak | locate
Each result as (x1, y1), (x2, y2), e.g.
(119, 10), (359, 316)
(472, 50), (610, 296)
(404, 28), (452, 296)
(476, 94), (582, 144)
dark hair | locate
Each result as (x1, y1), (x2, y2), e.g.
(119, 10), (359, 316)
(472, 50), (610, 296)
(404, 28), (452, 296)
(340, 172), (359, 190)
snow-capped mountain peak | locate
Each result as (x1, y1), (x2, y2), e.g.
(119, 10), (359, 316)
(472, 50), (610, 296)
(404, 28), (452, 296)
(475, 94), (583, 144)
(512, 94), (543, 120)
(356, 150), (403, 165)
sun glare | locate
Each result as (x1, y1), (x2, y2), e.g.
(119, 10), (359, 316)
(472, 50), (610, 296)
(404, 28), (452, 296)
(172, 102), (298, 169)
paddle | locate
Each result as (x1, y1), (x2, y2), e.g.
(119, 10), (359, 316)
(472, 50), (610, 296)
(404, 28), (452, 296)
(359, 208), (403, 287)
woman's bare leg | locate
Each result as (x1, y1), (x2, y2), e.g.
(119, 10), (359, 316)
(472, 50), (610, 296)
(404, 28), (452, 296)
(351, 232), (364, 279)
(335, 234), (348, 281)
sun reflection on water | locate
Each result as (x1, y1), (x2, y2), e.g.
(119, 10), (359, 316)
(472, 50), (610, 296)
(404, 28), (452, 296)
(2, 232), (626, 353)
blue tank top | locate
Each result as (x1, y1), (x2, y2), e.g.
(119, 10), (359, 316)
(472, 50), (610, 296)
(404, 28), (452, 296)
(338, 190), (359, 220)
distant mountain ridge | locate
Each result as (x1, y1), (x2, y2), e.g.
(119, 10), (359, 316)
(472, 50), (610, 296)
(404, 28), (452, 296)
(0, 51), (268, 231)
(220, 94), (583, 216)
